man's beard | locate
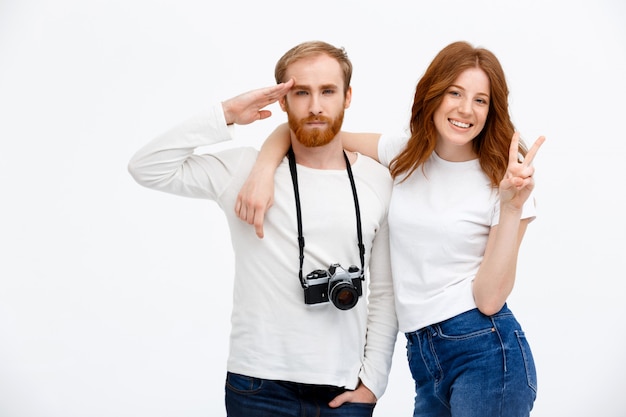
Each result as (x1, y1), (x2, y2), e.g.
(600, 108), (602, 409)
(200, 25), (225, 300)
(287, 108), (344, 148)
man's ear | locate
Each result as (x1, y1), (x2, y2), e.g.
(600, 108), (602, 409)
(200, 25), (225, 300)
(279, 96), (287, 112)
(344, 86), (352, 109)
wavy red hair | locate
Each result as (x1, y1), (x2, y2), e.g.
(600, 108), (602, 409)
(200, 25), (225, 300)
(390, 41), (527, 187)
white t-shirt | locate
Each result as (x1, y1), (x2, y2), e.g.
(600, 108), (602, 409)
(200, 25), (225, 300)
(128, 104), (398, 399)
(378, 132), (536, 333)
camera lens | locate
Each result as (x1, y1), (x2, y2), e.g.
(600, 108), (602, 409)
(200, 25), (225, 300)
(329, 283), (359, 310)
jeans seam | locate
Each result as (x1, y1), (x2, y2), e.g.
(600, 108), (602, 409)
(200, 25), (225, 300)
(515, 330), (538, 393)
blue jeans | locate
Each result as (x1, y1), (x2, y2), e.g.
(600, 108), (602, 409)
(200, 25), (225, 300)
(405, 305), (537, 417)
(225, 372), (376, 417)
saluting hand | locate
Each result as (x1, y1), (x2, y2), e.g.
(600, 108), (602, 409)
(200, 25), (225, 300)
(221, 79), (294, 125)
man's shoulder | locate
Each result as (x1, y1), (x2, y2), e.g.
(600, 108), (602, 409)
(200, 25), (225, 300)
(353, 153), (393, 202)
(354, 153), (391, 178)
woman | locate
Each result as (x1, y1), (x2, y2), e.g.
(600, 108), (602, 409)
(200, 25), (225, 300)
(237, 41), (544, 416)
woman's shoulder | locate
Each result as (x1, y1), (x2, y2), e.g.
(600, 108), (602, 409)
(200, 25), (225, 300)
(378, 131), (410, 166)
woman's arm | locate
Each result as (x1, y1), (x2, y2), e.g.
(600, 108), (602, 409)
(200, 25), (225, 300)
(339, 131), (382, 162)
(234, 123), (291, 238)
(472, 132), (545, 315)
(235, 126), (382, 238)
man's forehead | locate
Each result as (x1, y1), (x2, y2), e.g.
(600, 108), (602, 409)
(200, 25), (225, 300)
(285, 55), (344, 88)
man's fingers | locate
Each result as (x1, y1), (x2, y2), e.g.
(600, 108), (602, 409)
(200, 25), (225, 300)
(265, 79), (294, 102)
(258, 110), (272, 120)
(328, 391), (350, 408)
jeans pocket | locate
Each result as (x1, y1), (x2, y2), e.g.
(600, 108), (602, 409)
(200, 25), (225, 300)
(515, 331), (538, 393)
(341, 401), (376, 416)
(226, 372), (263, 394)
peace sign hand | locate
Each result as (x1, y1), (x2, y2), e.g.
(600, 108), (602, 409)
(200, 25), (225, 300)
(499, 132), (545, 211)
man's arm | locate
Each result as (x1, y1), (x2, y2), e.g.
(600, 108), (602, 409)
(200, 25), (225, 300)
(357, 217), (398, 400)
(127, 103), (236, 199)
(128, 81), (294, 197)
(331, 214), (397, 408)
(329, 214), (397, 407)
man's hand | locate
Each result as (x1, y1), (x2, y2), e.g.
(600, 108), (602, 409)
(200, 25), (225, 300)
(328, 381), (377, 408)
(221, 79), (294, 125)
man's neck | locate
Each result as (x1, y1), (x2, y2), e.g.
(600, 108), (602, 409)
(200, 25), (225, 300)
(290, 137), (351, 169)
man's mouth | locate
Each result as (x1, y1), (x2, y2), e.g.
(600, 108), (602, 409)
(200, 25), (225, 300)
(305, 119), (328, 127)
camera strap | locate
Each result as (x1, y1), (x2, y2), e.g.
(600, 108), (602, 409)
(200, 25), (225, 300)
(287, 147), (365, 288)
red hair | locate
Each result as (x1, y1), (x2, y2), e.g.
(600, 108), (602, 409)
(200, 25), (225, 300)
(274, 41), (352, 95)
(390, 41), (527, 187)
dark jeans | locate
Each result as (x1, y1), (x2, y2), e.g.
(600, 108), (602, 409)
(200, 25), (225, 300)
(225, 372), (375, 417)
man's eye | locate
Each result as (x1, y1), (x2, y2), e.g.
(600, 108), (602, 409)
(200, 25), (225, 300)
(322, 89), (335, 95)
(295, 91), (309, 96)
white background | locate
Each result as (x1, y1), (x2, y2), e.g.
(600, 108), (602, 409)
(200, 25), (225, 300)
(1, 1), (625, 416)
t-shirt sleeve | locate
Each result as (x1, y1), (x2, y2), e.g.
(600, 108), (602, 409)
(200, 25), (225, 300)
(492, 191), (538, 226)
(377, 132), (409, 168)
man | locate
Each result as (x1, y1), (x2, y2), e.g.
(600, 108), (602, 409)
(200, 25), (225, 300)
(128, 41), (397, 417)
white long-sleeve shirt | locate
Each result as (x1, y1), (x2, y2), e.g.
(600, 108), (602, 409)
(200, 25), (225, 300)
(128, 104), (398, 399)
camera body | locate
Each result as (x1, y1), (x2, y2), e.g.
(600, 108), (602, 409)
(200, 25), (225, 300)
(303, 263), (364, 310)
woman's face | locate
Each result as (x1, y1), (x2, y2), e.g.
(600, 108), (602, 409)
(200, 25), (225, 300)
(433, 67), (490, 161)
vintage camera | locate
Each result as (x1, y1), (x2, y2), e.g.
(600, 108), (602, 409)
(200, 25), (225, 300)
(303, 263), (364, 310)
